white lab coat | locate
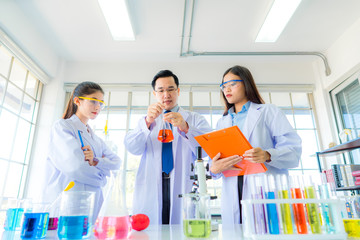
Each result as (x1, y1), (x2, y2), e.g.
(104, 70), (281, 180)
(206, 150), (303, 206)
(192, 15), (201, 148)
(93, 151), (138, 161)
(42, 114), (121, 220)
(124, 107), (212, 224)
(215, 103), (302, 227)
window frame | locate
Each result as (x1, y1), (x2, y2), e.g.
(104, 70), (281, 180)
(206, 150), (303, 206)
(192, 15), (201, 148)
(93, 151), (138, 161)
(65, 83), (319, 215)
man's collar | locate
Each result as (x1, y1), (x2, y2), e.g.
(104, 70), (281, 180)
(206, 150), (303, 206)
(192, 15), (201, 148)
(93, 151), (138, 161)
(164, 105), (179, 113)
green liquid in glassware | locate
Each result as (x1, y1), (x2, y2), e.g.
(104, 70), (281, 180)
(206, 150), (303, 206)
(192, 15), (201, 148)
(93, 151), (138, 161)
(183, 219), (211, 238)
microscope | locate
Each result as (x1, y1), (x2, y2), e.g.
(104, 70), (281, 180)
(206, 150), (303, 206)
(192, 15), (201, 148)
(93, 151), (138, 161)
(190, 146), (217, 198)
(180, 146), (218, 238)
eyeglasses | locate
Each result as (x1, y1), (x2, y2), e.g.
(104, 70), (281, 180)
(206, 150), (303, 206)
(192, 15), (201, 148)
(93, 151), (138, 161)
(220, 80), (243, 92)
(78, 96), (106, 110)
(155, 88), (178, 94)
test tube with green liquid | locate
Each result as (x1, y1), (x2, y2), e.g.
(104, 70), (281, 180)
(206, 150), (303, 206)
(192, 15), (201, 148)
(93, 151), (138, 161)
(304, 175), (322, 234)
(276, 174), (294, 234)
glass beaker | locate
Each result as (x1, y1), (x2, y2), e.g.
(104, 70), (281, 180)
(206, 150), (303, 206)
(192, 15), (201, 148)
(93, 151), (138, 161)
(157, 120), (174, 143)
(20, 202), (50, 239)
(3, 198), (27, 231)
(182, 193), (211, 238)
(58, 191), (95, 239)
(94, 171), (131, 239)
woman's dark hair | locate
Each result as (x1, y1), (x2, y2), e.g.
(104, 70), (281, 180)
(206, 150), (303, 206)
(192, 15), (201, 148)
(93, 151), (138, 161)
(151, 70), (179, 89)
(221, 65), (264, 116)
(63, 81), (104, 119)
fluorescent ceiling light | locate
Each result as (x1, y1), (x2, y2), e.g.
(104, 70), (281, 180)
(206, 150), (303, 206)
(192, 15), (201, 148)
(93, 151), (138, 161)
(98, 0), (135, 41)
(256, 0), (301, 42)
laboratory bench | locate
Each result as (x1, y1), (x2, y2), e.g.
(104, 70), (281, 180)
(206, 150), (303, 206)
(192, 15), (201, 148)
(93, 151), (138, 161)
(1, 224), (352, 240)
(1, 224), (242, 240)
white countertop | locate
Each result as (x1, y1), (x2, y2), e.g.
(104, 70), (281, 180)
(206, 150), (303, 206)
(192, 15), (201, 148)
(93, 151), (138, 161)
(1, 224), (243, 240)
(1, 224), (349, 240)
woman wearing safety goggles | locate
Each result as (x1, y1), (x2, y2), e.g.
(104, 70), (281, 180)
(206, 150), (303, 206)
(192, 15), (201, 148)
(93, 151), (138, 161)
(210, 65), (302, 227)
(42, 81), (121, 222)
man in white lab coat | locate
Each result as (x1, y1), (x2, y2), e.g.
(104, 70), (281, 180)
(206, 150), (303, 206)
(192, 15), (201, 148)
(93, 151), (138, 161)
(124, 70), (212, 224)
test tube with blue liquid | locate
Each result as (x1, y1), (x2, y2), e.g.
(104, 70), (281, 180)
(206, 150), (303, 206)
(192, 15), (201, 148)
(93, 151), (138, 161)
(264, 174), (280, 234)
(319, 172), (336, 233)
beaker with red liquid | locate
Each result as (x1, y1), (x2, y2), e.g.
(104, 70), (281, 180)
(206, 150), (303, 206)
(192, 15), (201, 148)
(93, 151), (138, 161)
(94, 171), (131, 239)
(158, 119), (174, 143)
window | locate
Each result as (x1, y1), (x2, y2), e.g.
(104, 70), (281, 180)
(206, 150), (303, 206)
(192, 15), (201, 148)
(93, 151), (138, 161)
(331, 72), (360, 165)
(0, 44), (43, 224)
(265, 91), (320, 176)
(74, 84), (319, 216)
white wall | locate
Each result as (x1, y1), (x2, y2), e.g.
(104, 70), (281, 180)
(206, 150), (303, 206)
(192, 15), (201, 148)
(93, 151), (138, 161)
(0, 0), (59, 78)
(26, 62), (66, 200)
(64, 59), (316, 85)
(313, 18), (360, 155)
(0, 0), (63, 199)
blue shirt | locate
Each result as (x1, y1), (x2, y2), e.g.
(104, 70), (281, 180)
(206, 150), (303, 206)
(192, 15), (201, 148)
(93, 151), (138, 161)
(164, 105), (180, 113)
(229, 101), (251, 131)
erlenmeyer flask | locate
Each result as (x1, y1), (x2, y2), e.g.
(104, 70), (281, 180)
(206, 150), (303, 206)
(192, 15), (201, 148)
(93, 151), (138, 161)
(94, 171), (131, 239)
(158, 120), (174, 143)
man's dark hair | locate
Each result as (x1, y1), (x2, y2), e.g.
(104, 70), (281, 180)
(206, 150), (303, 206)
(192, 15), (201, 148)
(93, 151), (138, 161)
(151, 70), (179, 90)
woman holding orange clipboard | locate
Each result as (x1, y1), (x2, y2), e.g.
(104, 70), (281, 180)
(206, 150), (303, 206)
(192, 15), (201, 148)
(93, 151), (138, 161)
(210, 65), (302, 226)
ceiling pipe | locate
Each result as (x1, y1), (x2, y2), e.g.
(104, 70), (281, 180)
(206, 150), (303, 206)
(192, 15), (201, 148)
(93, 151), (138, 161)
(180, 0), (331, 76)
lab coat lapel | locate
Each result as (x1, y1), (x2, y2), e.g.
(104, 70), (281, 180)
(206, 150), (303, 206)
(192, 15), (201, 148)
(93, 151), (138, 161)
(172, 108), (189, 164)
(71, 115), (97, 154)
(243, 103), (262, 139)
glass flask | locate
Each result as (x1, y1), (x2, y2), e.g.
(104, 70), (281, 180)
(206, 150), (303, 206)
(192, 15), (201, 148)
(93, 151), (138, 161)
(94, 171), (131, 240)
(183, 193), (211, 238)
(157, 119), (174, 143)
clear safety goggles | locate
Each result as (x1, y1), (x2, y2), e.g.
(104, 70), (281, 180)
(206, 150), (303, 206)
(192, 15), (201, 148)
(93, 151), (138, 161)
(220, 80), (243, 92)
(155, 87), (178, 94)
(78, 96), (106, 110)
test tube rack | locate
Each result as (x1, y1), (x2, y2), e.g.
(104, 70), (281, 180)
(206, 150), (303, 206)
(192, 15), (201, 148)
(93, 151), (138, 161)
(242, 198), (347, 240)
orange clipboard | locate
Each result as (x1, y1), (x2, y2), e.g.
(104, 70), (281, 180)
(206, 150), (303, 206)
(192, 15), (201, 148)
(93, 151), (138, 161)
(194, 126), (267, 177)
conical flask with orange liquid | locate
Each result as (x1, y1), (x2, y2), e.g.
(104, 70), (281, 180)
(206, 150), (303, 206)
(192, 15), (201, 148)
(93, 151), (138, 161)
(157, 118), (174, 143)
(94, 171), (131, 239)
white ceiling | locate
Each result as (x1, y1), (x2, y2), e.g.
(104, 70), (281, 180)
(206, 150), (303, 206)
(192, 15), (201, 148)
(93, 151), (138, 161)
(11, 0), (360, 63)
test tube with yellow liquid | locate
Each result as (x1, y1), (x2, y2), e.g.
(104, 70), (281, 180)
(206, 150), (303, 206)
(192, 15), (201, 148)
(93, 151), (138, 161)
(304, 175), (322, 234)
(276, 174), (293, 234)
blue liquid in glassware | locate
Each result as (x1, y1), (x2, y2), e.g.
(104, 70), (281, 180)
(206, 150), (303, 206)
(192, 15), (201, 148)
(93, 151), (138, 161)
(58, 216), (90, 239)
(266, 191), (280, 234)
(4, 208), (24, 230)
(20, 212), (49, 239)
